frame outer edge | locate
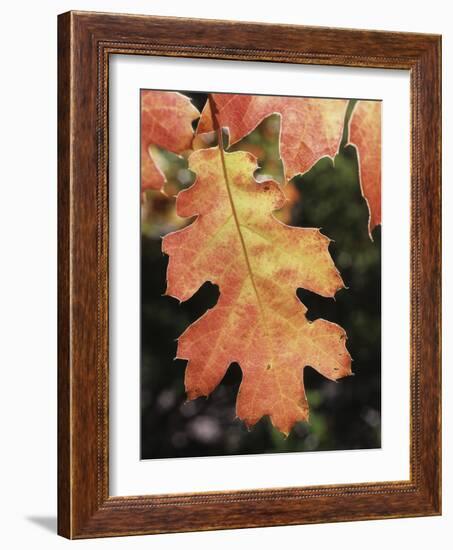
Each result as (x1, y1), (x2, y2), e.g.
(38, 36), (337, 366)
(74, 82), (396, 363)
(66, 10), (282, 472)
(435, 35), (442, 515)
(59, 10), (107, 538)
(57, 11), (72, 539)
(407, 37), (442, 515)
(420, 35), (442, 513)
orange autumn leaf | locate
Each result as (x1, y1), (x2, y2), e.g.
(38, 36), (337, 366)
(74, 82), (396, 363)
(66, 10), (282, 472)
(141, 91), (200, 192)
(348, 100), (382, 236)
(196, 93), (348, 181)
(162, 146), (352, 435)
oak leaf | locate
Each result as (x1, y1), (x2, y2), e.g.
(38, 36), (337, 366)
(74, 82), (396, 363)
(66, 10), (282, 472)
(196, 93), (348, 181)
(141, 91), (200, 192)
(162, 146), (352, 435)
(348, 100), (382, 236)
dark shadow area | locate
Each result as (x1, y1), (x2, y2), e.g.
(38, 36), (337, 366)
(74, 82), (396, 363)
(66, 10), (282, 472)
(26, 516), (57, 534)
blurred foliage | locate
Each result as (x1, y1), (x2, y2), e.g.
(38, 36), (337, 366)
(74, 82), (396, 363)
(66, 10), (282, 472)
(141, 93), (381, 459)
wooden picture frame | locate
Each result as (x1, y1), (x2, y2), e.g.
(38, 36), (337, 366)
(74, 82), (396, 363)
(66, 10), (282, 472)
(58, 10), (441, 539)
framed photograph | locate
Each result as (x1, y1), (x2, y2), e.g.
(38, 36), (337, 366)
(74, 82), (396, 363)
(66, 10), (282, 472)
(58, 11), (441, 538)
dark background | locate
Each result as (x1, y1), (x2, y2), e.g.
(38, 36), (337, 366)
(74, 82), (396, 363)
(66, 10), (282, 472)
(140, 92), (381, 460)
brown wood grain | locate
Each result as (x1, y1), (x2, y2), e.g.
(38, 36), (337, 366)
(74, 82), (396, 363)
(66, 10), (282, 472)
(57, 10), (441, 539)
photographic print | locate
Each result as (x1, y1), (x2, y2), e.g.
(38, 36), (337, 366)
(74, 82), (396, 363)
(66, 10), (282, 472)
(140, 90), (381, 460)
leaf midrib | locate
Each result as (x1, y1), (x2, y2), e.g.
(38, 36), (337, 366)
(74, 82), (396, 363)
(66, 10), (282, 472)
(216, 146), (274, 363)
